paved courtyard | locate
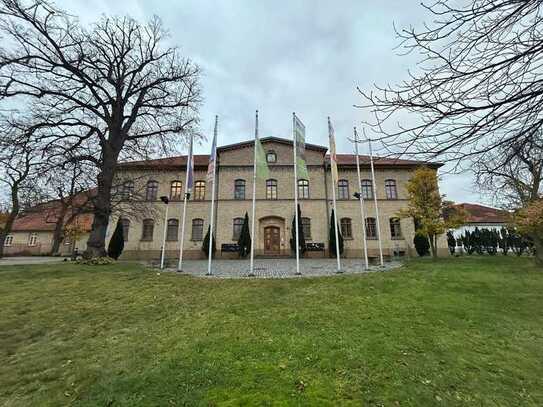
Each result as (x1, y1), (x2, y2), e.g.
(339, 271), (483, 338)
(0, 256), (68, 266)
(160, 258), (402, 279)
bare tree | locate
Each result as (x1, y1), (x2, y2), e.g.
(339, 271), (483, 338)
(0, 0), (201, 258)
(0, 117), (39, 258)
(357, 0), (543, 165)
(475, 135), (543, 208)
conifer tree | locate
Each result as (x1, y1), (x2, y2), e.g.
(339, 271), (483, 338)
(107, 220), (124, 260)
(237, 212), (251, 258)
(446, 231), (456, 255)
(328, 208), (344, 258)
(289, 204), (306, 256)
(202, 225), (216, 259)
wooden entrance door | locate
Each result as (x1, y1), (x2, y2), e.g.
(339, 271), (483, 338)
(264, 226), (281, 255)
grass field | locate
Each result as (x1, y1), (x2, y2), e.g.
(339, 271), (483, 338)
(0, 257), (542, 406)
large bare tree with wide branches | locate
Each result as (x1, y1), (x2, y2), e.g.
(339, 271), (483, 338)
(358, 0), (543, 166)
(0, 0), (201, 257)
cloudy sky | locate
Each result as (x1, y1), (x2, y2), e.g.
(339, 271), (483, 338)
(57, 0), (481, 204)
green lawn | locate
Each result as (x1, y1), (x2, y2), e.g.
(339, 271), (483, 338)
(0, 257), (542, 406)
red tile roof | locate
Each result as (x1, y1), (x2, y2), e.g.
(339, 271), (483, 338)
(454, 203), (510, 224)
(11, 191), (95, 232)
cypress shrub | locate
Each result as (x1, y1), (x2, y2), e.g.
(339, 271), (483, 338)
(202, 225), (216, 259)
(289, 204), (306, 256)
(413, 232), (430, 257)
(237, 212), (251, 258)
(328, 208), (344, 258)
(107, 219), (124, 260)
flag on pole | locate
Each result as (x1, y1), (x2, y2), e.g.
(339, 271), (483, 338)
(254, 131), (270, 180)
(293, 114), (309, 180)
(328, 119), (339, 184)
(206, 120), (218, 183)
(186, 135), (194, 194)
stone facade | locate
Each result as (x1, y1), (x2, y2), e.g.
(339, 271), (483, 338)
(108, 137), (448, 261)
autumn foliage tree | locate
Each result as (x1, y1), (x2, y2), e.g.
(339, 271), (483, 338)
(399, 167), (464, 259)
(514, 199), (543, 266)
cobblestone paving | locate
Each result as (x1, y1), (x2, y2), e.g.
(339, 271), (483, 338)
(159, 258), (402, 279)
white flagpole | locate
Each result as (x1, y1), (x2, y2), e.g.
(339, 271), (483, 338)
(293, 112), (301, 275)
(328, 117), (342, 273)
(177, 133), (193, 272)
(368, 136), (384, 266)
(249, 110), (258, 277)
(354, 127), (369, 270)
(160, 202), (169, 269)
(207, 116), (218, 276)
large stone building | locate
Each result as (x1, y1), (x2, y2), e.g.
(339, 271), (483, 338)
(108, 136), (447, 260)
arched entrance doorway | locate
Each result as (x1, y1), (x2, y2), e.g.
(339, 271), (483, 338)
(263, 226), (281, 255)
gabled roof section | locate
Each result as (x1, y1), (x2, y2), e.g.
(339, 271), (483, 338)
(217, 136), (328, 153)
(327, 154), (443, 168)
(454, 203), (510, 224)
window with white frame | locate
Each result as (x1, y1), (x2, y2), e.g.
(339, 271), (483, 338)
(28, 233), (38, 246)
(4, 235), (13, 246)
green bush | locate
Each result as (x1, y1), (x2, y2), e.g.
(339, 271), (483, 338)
(76, 256), (115, 265)
(413, 233), (430, 257)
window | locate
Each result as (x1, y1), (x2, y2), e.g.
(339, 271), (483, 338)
(234, 179), (246, 200)
(341, 218), (352, 239)
(191, 218), (204, 241)
(166, 219), (179, 241)
(121, 180), (134, 200)
(141, 219), (154, 241)
(390, 218), (402, 239)
(365, 217), (377, 239)
(233, 217), (244, 240)
(361, 179), (373, 199)
(266, 179), (277, 199)
(301, 217), (311, 239)
(338, 179), (349, 200)
(194, 181), (206, 200)
(170, 181), (183, 201)
(385, 179), (398, 200)
(145, 180), (158, 201)
(266, 150), (277, 163)
(121, 218), (130, 241)
(4, 235), (13, 246)
(28, 233), (38, 246)
(298, 179), (309, 199)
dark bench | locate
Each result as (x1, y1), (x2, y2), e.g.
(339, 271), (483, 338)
(305, 242), (325, 257)
(221, 244), (240, 254)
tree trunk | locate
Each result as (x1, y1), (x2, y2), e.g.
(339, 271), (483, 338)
(0, 184), (20, 259)
(429, 234), (438, 260)
(50, 206), (68, 255)
(84, 147), (118, 259)
(532, 235), (543, 268)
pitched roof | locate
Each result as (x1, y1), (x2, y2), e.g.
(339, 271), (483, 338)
(454, 203), (510, 224)
(328, 154), (442, 168)
(11, 190), (95, 233)
(118, 136), (442, 169)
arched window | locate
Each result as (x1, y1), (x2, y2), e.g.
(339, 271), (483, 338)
(385, 179), (398, 200)
(338, 179), (349, 200)
(365, 217), (377, 239)
(266, 179), (278, 199)
(194, 181), (206, 200)
(266, 150), (277, 163)
(166, 219), (179, 241)
(390, 217), (402, 239)
(233, 217), (244, 240)
(141, 219), (154, 241)
(234, 179), (246, 200)
(4, 235), (13, 246)
(121, 180), (134, 201)
(298, 179), (309, 199)
(120, 218), (130, 241)
(340, 218), (352, 239)
(146, 180), (159, 201)
(301, 217), (311, 239)
(361, 179), (373, 199)
(191, 218), (204, 241)
(170, 181), (183, 201)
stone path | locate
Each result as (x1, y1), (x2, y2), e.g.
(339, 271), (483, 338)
(0, 256), (68, 266)
(160, 258), (402, 279)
